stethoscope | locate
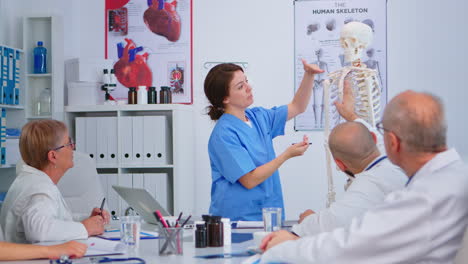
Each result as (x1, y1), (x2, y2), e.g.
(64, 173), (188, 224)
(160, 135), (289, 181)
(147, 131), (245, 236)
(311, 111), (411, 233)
(50, 256), (145, 264)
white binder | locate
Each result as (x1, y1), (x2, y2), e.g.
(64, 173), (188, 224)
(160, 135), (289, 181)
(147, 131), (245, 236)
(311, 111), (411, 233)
(75, 117), (86, 153)
(96, 117), (108, 165)
(120, 116), (133, 165)
(131, 116), (144, 165)
(143, 173), (169, 213)
(85, 117), (97, 161)
(106, 117), (118, 166)
(118, 173), (133, 215)
(143, 116), (157, 164)
(154, 116), (169, 165)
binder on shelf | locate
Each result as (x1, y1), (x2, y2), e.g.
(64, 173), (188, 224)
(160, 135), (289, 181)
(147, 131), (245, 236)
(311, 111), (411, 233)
(75, 117), (86, 153)
(120, 116), (133, 165)
(6, 47), (14, 105)
(154, 115), (169, 165)
(118, 173), (132, 215)
(0, 108), (6, 164)
(143, 116), (157, 164)
(13, 50), (21, 105)
(132, 173), (144, 189)
(1, 47), (8, 104)
(131, 116), (144, 165)
(144, 173), (169, 213)
(0, 46), (3, 104)
(105, 117), (118, 166)
(85, 117), (97, 161)
(99, 173), (119, 217)
(96, 117), (108, 165)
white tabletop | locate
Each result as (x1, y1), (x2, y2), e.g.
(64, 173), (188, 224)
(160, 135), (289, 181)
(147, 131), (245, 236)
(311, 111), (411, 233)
(0, 228), (261, 264)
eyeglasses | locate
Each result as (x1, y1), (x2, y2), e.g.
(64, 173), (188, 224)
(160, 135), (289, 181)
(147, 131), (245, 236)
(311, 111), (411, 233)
(376, 122), (391, 135)
(51, 137), (75, 151)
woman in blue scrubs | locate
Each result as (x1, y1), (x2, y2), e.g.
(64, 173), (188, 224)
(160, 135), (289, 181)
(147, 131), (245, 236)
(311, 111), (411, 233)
(204, 60), (323, 221)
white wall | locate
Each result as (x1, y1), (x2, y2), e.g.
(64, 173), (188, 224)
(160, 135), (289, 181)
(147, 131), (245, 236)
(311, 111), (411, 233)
(1, 0), (467, 219)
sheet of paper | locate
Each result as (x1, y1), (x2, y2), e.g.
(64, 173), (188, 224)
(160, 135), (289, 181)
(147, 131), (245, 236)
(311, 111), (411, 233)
(85, 237), (126, 256)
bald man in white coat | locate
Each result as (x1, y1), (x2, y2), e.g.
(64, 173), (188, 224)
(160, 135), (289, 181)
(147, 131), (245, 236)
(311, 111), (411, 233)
(261, 91), (468, 263)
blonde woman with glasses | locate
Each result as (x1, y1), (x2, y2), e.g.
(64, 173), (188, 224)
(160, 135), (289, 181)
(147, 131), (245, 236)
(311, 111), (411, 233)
(0, 119), (109, 243)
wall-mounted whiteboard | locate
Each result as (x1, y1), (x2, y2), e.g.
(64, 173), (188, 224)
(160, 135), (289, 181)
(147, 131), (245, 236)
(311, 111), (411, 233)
(294, 0), (387, 131)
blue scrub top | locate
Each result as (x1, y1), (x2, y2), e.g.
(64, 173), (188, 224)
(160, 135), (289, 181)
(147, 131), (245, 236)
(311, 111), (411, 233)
(208, 105), (288, 221)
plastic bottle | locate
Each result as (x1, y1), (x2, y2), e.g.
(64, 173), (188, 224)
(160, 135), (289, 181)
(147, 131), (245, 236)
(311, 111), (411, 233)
(38, 87), (51, 115)
(33, 41), (47, 74)
(128, 87), (137, 104)
(137, 86), (147, 105)
(195, 224), (207, 248)
(148, 86), (157, 104)
(109, 69), (117, 90)
(207, 216), (223, 247)
(221, 218), (231, 246)
(102, 69), (110, 90)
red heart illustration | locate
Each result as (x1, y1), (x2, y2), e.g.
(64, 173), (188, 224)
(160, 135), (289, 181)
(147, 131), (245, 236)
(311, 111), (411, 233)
(113, 38), (153, 88)
(143, 0), (181, 42)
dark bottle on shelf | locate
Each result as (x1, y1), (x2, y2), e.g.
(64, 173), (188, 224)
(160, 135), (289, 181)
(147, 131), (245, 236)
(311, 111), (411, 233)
(160, 86), (172, 104)
(148, 86), (157, 104)
(128, 87), (137, 104)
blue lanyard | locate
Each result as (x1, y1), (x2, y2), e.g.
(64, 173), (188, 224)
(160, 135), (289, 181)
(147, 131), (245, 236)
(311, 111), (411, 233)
(365, 156), (387, 171)
(50, 257), (146, 264)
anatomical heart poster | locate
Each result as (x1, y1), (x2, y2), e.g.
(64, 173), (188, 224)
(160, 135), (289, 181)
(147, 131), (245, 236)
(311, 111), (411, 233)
(105, 0), (192, 104)
(294, 0), (386, 130)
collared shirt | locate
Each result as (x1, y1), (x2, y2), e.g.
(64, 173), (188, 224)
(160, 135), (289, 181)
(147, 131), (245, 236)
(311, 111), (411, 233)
(262, 148), (468, 263)
(0, 164), (88, 243)
(292, 155), (406, 236)
(208, 105), (288, 221)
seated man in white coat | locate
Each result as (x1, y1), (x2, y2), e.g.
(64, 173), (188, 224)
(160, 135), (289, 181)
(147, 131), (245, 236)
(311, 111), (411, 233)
(261, 91), (468, 263)
(292, 82), (407, 236)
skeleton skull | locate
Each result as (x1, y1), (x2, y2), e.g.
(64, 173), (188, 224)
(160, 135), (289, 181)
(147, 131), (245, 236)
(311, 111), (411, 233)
(340, 21), (373, 63)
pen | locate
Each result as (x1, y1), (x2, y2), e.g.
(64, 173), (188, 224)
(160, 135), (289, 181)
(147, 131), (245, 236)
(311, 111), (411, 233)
(99, 198), (106, 216)
(175, 212), (183, 227)
(155, 210), (169, 228)
(180, 215), (192, 228)
(291, 142), (313, 145)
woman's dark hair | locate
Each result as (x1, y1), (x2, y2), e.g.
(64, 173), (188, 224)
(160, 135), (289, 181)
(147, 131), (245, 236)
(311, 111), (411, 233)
(204, 63), (243, 120)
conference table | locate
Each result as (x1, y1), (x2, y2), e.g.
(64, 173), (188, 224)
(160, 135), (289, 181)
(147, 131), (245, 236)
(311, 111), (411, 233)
(0, 227), (263, 264)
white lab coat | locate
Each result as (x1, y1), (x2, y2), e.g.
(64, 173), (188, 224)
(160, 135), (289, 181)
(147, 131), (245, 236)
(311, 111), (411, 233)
(292, 156), (407, 236)
(262, 149), (468, 263)
(0, 164), (88, 243)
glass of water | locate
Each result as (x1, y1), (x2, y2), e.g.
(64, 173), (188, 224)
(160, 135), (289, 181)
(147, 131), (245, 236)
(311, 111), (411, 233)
(120, 215), (141, 250)
(262, 207), (282, 232)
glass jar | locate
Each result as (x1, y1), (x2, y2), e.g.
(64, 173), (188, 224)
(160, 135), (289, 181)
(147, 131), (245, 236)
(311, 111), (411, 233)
(128, 87), (137, 104)
(207, 216), (223, 247)
(36, 87), (51, 116)
(159, 86), (172, 104)
(148, 86), (157, 104)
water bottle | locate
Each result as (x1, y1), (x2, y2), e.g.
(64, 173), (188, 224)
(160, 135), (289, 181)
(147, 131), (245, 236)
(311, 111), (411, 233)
(33, 41), (47, 74)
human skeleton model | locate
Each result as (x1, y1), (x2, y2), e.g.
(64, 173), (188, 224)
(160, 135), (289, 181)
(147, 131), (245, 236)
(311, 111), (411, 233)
(312, 48), (329, 128)
(323, 22), (382, 207)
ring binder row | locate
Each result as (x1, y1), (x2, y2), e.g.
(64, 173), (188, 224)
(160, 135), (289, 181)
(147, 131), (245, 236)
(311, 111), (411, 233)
(0, 45), (21, 106)
(75, 115), (170, 166)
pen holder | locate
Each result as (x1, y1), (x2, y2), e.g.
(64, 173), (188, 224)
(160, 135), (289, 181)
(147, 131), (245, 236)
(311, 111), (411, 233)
(158, 227), (184, 256)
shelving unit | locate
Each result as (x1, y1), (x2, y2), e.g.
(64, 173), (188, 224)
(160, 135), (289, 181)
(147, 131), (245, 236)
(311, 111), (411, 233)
(65, 104), (194, 216)
(23, 15), (64, 121)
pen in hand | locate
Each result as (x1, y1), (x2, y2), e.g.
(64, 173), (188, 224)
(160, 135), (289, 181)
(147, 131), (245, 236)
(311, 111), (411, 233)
(99, 198), (106, 216)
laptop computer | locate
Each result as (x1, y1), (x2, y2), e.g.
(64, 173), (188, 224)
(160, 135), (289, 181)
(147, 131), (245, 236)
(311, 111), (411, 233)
(112, 185), (171, 224)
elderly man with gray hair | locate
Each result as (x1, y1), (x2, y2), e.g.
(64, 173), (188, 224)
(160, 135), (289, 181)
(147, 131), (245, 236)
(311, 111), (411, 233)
(260, 90), (468, 263)
(292, 83), (406, 236)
